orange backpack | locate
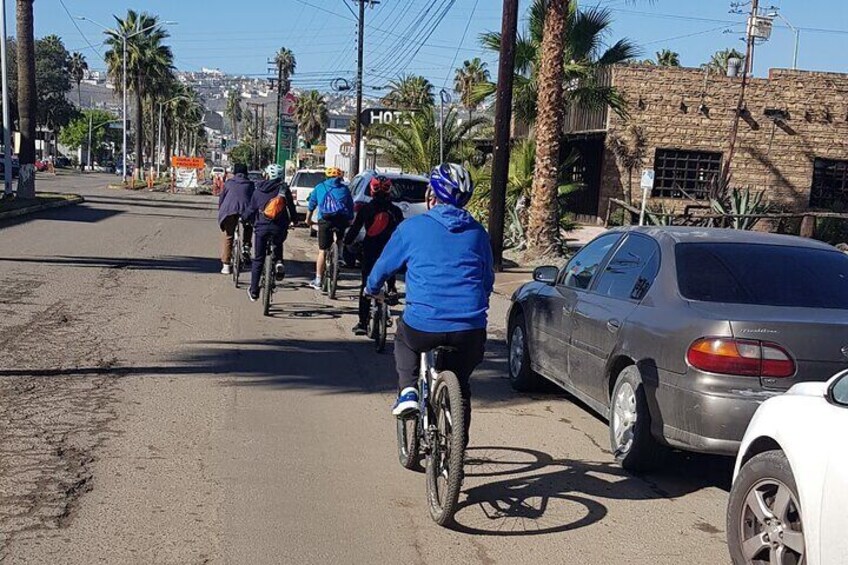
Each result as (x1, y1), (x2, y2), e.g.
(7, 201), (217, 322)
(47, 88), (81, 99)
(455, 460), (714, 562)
(263, 195), (287, 220)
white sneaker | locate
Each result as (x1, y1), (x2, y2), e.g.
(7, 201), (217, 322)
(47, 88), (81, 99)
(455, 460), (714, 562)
(308, 277), (322, 290)
(275, 261), (286, 281)
(221, 264), (232, 275)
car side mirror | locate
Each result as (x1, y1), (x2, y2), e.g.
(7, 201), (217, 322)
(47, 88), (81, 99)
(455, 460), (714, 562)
(533, 266), (558, 286)
(827, 371), (848, 407)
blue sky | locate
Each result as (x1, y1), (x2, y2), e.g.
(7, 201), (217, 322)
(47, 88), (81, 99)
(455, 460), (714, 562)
(10, 0), (848, 95)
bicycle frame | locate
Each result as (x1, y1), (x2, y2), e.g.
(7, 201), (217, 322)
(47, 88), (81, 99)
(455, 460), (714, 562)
(416, 350), (441, 451)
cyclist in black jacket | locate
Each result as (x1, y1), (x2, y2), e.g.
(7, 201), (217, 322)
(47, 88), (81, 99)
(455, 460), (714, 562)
(344, 175), (404, 335)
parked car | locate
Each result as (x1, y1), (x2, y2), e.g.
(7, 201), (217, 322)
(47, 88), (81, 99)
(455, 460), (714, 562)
(290, 169), (327, 216)
(53, 155), (71, 168)
(211, 166), (225, 178)
(506, 226), (848, 471)
(114, 161), (134, 176)
(247, 170), (264, 182)
(344, 170), (429, 264)
(726, 369), (848, 565)
(35, 159), (49, 172)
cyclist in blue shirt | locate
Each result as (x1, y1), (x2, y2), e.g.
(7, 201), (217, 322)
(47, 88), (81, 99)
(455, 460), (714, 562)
(305, 167), (354, 290)
(366, 164), (493, 438)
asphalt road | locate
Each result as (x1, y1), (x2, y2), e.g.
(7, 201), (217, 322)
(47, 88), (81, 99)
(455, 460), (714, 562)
(0, 174), (733, 564)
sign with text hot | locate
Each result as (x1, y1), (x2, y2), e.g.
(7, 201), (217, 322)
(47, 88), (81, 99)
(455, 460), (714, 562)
(359, 108), (416, 129)
(172, 156), (205, 169)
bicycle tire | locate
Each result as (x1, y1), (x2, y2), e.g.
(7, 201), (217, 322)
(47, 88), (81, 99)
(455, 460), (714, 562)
(328, 243), (339, 300)
(396, 415), (421, 471)
(426, 371), (467, 526)
(376, 302), (388, 353)
(262, 252), (273, 316)
(231, 232), (241, 288)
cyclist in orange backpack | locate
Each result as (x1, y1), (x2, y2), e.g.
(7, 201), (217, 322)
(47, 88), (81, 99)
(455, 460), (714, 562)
(242, 164), (297, 301)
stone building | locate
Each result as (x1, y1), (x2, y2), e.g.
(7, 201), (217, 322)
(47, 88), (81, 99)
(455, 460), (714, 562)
(564, 65), (848, 222)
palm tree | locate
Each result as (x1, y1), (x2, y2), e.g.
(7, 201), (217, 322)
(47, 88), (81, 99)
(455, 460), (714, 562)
(274, 47), (296, 95)
(607, 124), (647, 206)
(69, 52), (88, 107)
(703, 48), (745, 74)
(225, 89), (243, 141)
(370, 106), (486, 174)
(478, 1), (638, 126)
(526, 0), (569, 258)
(382, 74), (435, 109)
(454, 58), (490, 120)
(656, 49), (680, 67)
(104, 10), (174, 176)
(16, 0), (36, 197)
(294, 90), (328, 144)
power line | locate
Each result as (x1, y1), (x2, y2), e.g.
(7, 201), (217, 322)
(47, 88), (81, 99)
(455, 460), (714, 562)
(443, 0), (481, 89)
(57, 0), (103, 57)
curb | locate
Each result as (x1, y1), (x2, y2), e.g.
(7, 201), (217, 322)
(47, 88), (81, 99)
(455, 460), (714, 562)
(0, 194), (84, 221)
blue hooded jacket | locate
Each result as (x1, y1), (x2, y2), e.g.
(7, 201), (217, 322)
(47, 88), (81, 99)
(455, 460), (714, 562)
(218, 174), (254, 226)
(367, 205), (494, 333)
(307, 178), (354, 221)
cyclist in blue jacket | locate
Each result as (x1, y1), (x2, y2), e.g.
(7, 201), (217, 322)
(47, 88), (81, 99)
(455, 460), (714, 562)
(366, 164), (493, 437)
(305, 167), (354, 290)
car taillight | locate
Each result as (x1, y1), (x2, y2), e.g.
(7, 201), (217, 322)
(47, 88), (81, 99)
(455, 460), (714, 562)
(686, 338), (795, 378)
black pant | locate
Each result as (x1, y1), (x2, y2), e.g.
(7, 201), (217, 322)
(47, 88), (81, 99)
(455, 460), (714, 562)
(394, 319), (486, 438)
(358, 251), (396, 328)
(250, 227), (286, 295)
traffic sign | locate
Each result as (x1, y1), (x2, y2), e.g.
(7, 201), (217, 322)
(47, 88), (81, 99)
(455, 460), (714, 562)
(172, 156), (205, 169)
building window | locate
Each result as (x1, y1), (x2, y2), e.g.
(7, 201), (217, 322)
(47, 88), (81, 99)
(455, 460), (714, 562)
(811, 158), (848, 210)
(652, 148), (722, 199)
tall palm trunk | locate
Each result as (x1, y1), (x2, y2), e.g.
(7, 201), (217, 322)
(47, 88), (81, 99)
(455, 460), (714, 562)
(527, 0), (568, 258)
(15, 0), (36, 198)
(77, 81), (82, 107)
(163, 117), (172, 168)
(134, 76), (144, 178)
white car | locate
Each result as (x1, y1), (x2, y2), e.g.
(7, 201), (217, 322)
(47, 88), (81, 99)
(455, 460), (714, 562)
(290, 169), (327, 216)
(727, 369), (848, 565)
(211, 166), (225, 177)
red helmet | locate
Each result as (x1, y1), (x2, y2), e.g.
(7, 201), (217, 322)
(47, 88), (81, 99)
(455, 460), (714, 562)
(369, 175), (392, 195)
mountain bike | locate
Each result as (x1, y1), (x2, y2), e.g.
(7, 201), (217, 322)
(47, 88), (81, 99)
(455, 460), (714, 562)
(258, 240), (281, 317)
(396, 347), (467, 526)
(367, 285), (393, 353)
(231, 221), (244, 288)
(321, 237), (341, 300)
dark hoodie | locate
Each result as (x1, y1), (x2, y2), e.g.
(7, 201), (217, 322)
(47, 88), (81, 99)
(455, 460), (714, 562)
(243, 178), (297, 232)
(218, 173), (254, 226)
(366, 205), (494, 332)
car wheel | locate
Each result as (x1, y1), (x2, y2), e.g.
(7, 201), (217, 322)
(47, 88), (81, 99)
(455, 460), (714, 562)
(507, 312), (543, 392)
(727, 450), (805, 565)
(609, 366), (663, 472)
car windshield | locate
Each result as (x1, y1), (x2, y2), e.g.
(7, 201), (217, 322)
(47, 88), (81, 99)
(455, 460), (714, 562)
(389, 178), (428, 203)
(293, 172), (325, 187)
(676, 243), (848, 309)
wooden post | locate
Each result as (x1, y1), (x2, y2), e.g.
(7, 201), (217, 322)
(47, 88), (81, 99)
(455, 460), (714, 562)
(799, 214), (816, 238)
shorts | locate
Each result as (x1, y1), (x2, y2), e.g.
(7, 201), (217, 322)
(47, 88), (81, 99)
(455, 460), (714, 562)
(317, 217), (348, 251)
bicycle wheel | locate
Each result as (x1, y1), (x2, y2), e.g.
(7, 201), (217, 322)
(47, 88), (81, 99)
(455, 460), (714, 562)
(262, 252), (273, 316)
(426, 371), (467, 526)
(376, 302), (388, 353)
(328, 243), (340, 300)
(396, 414), (421, 471)
(231, 232), (241, 288)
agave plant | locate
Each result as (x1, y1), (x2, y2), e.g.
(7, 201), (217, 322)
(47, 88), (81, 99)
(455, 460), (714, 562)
(711, 187), (771, 230)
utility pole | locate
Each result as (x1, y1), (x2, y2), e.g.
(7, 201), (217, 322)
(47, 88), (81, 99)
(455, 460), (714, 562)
(351, 0), (378, 177)
(723, 0), (759, 187)
(247, 102), (262, 170)
(487, 0), (520, 272)
(260, 104), (266, 167)
(0, 0), (12, 196)
(269, 56), (284, 164)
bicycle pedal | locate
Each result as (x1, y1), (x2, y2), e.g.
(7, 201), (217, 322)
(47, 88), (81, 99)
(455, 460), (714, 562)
(386, 319), (393, 328)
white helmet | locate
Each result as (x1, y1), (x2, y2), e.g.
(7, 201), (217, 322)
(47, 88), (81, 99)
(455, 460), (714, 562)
(265, 163), (284, 180)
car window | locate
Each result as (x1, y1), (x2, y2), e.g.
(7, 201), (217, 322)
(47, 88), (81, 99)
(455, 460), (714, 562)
(293, 172), (326, 188)
(676, 243), (848, 309)
(831, 374), (848, 407)
(560, 233), (621, 290)
(594, 234), (661, 301)
(390, 179), (429, 203)
(351, 175), (366, 197)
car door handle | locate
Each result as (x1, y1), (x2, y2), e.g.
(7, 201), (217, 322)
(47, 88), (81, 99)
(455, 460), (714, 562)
(607, 319), (621, 333)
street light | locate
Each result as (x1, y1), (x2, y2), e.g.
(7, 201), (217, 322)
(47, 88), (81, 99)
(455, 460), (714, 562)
(0, 0), (13, 196)
(77, 16), (177, 183)
(767, 9), (800, 70)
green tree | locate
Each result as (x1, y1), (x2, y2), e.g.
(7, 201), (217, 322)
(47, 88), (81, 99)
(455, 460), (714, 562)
(656, 48), (680, 67)
(104, 10), (174, 174)
(294, 90), (327, 144)
(225, 89), (242, 141)
(35, 35), (77, 157)
(454, 58), (490, 120)
(703, 48), (745, 74)
(478, 1), (639, 126)
(370, 105), (486, 174)
(69, 52), (88, 107)
(382, 74), (435, 109)
(16, 0), (37, 197)
(59, 109), (120, 165)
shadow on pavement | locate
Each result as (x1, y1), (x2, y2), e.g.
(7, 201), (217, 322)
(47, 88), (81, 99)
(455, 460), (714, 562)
(0, 254), (223, 274)
(0, 203), (121, 229)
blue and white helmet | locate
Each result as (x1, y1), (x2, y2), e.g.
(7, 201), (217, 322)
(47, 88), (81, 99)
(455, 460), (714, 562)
(429, 163), (474, 208)
(265, 163), (284, 180)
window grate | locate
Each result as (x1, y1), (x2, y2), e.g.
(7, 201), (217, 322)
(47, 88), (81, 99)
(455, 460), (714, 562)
(652, 148), (722, 199)
(810, 158), (848, 210)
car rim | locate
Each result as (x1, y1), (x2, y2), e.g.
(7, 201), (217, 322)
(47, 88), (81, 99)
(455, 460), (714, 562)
(612, 382), (637, 453)
(739, 479), (804, 565)
(509, 326), (524, 377)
